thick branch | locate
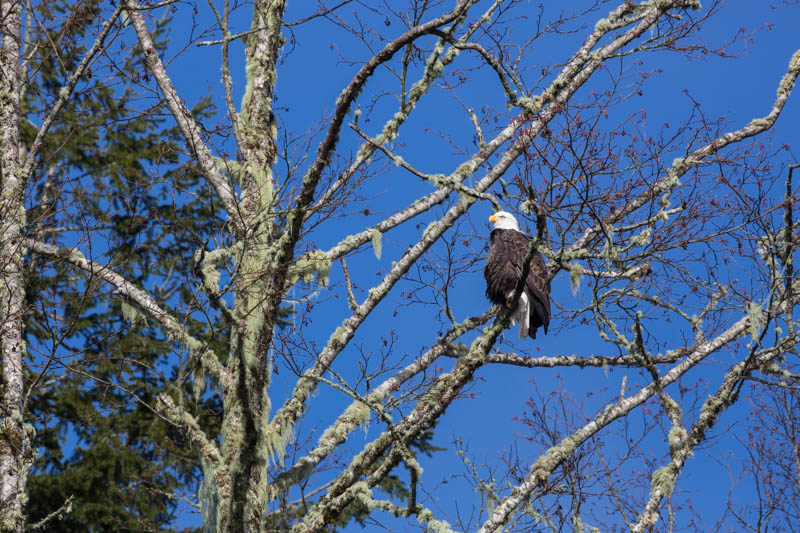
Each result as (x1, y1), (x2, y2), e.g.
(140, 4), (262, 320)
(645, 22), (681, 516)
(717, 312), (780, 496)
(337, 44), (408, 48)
(0, 1), (29, 529)
(157, 393), (228, 491)
(444, 347), (690, 368)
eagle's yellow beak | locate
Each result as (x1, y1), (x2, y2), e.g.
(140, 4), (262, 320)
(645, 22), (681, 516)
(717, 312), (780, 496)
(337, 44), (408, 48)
(489, 214), (498, 222)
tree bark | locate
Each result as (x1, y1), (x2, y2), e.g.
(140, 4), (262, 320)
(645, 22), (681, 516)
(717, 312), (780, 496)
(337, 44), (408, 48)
(0, 1), (30, 531)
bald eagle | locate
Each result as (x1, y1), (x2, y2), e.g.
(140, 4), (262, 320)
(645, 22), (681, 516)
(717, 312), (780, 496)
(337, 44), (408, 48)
(484, 211), (551, 339)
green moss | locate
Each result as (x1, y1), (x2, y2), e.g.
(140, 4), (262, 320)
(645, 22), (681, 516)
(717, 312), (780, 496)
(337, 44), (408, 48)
(454, 162), (472, 178)
(200, 260), (221, 293)
(349, 481), (373, 507)
(317, 399), (372, 446)
(697, 391), (730, 428)
(668, 425), (687, 452)
(416, 507), (455, 533)
(530, 436), (579, 484)
(427, 174), (445, 188)
(339, 233), (363, 252)
(457, 190), (473, 208)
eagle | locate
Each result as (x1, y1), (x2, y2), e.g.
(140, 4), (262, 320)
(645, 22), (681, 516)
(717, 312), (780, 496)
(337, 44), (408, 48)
(483, 211), (551, 339)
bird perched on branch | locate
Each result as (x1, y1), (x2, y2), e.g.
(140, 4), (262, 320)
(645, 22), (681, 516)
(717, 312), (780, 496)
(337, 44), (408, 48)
(484, 211), (550, 339)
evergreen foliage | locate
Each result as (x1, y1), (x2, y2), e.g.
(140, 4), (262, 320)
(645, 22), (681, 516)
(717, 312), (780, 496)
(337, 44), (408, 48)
(20, 3), (224, 529)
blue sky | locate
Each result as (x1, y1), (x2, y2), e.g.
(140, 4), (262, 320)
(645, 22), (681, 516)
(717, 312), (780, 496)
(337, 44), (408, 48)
(142, 0), (800, 529)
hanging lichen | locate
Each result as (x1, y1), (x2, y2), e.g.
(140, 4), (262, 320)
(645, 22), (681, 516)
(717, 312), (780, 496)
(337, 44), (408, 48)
(121, 300), (138, 322)
(371, 229), (382, 260)
(746, 301), (764, 343)
(457, 190), (472, 209)
(569, 262), (584, 295)
(193, 366), (205, 399)
(520, 200), (534, 215)
(261, 421), (294, 467)
(287, 250), (331, 286)
(630, 227), (651, 247)
(198, 458), (219, 533)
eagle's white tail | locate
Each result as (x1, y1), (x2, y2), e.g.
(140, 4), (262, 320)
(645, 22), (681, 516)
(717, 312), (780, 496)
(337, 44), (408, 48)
(507, 291), (530, 338)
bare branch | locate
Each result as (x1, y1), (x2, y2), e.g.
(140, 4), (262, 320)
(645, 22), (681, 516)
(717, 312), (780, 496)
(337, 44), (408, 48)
(25, 239), (227, 385)
(124, 0), (240, 223)
(478, 312), (753, 532)
(29, 495), (75, 531)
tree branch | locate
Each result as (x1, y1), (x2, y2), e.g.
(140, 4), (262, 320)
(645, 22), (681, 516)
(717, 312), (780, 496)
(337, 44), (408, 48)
(124, 0), (239, 225)
(25, 239), (227, 385)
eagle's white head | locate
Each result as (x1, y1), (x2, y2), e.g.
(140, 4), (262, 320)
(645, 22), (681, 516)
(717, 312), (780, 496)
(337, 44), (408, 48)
(489, 211), (521, 232)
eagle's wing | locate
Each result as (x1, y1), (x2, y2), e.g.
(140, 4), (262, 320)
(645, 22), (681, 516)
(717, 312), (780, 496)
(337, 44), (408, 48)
(503, 230), (550, 336)
(526, 251), (551, 335)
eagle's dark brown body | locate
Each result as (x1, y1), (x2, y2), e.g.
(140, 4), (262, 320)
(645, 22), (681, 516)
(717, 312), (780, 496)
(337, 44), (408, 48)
(484, 228), (551, 339)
